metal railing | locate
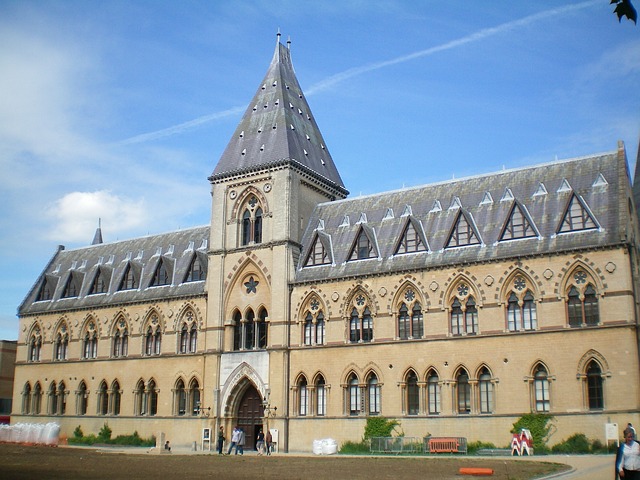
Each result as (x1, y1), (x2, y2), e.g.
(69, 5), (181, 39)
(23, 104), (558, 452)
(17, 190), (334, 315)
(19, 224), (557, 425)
(370, 436), (423, 454)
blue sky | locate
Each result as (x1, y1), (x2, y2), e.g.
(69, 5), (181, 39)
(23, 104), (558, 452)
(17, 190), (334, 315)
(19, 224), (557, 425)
(1, 0), (638, 340)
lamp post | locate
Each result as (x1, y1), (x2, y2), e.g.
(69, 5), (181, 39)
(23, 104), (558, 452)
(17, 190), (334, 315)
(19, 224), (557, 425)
(262, 400), (277, 440)
(195, 402), (211, 417)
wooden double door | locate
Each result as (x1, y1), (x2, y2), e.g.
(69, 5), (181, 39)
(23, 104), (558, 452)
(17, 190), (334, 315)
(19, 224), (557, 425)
(236, 385), (264, 450)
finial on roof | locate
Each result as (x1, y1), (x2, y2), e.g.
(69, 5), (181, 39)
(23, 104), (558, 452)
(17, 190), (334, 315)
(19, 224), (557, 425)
(91, 218), (103, 245)
(277, 29), (281, 42)
(287, 36), (291, 49)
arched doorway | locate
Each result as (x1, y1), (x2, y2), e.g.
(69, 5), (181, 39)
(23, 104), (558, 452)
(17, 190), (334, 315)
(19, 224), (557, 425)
(236, 383), (264, 451)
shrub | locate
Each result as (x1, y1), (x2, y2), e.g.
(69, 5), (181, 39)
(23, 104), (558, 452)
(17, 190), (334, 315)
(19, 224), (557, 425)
(551, 433), (593, 454)
(98, 423), (112, 442)
(363, 416), (401, 440)
(73, 425), (84, 439)
(339, 440), (370, 454)
(511, 413), (555, 454)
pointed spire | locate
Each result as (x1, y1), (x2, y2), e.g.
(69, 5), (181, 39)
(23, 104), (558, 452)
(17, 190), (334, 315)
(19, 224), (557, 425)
(210, 35), (348, 197)
(91, 218), (103, 245)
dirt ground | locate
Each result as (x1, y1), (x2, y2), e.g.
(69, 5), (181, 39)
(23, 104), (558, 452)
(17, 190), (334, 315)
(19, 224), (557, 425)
(0, 444), (569, 480)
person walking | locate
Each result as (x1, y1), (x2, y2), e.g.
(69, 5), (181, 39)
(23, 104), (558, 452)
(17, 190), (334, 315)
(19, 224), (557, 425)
(256, 429), (265, 455)
(265, 429), (273, 455)
(227, 426), (240, 455)
(217, 426), (225, 455)
(237, 427), (245, 455)
(616, 427), (640, 479)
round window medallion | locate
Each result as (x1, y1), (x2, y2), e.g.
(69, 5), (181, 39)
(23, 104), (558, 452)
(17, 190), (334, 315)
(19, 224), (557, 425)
(229, 190), (237, 199)
(263, 183), (272, 193)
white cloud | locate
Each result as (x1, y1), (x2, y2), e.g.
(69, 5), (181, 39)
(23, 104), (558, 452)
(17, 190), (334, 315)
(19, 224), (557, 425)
(47, 191), (147, 242)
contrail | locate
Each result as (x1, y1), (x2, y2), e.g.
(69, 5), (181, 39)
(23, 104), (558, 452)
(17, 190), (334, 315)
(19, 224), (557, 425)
(306, 0), (600, 95)
(119, 0), (599, 145)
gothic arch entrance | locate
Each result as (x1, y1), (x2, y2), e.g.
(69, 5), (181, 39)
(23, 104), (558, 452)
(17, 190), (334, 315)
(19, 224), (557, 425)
(235, 383), (264, 451)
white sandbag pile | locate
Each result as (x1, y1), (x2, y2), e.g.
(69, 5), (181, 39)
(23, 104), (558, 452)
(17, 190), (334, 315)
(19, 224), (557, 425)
(0, 422), (60, 445)
(312, 438), (337, 455)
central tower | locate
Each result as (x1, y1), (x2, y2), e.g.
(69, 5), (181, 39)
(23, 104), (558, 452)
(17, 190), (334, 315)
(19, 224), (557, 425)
(205, 33), (347, 451)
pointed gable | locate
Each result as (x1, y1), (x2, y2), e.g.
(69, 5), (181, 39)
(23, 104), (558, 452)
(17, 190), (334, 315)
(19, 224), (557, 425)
(558, 194), (598, 233)
(348, 225), (378, 261)
(500, 201), (537, 241)
(395, 217), (428, 255)
(304, 231), (333, 267)
(446, 210), (481, 248)
(210, 34), (347, 197)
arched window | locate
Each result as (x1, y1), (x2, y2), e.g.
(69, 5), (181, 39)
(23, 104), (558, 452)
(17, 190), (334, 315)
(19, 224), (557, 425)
(406, 371), (419, 416)
(233, 311), (242, 351)
(348, 374), (360, 416)
(315, 312), (325, 345)
(32, 383), (42, 414)
(189, 379), (200, 416)
(398, 303), (410, 340)
(48, 382), (58, 415)
(362, 307), (373, 342)
(456, 370), (471, 414)
(28, 328), (42, 362)
(298, 377), (308, 416)
(135, 380), (145, 416)
(427, 371), (440, 415)
(349, 308), (360, 343)
(244, 309), (255, 350)
(316, 376), (326, 416)
(175, 379), (186, 416)
(240, 196), (263, 246)
(367, 373), (381, 415)
(112, 320), (129, 358)
(478, 367), (494, 414)
(533, 364), (550, 412)
(566, 270), (600, 327)
(58, 381), (67, 415)
(111, 381), (121, 416)
(451, 293), (478, 335)
(83, 325), (98, 359)
(349, 294), (374, 343)
(148, 380), (158, 416)
(22, 383), (31, 415)
(586, 360), (604, 410)
(304, 312), (313, 345)
(98, 381), (108, 415)
(77, 381), (88, 416)
(257, 308), (268, 348)
(189, 323), (198, 352)
(412, 303), (423, 339)
(144, 325), (162, 356)
(54, 328), (68, 361)
(254, 207), (263, 243)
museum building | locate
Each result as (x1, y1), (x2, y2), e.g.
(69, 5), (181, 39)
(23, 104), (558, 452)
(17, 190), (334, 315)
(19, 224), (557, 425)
(12, 34), (640, 451)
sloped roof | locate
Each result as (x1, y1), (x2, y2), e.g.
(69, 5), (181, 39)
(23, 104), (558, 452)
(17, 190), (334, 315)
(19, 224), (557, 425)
(296, 149), (633, 283)
(19, 226), (210, 316)
(210, 34), (347, 196)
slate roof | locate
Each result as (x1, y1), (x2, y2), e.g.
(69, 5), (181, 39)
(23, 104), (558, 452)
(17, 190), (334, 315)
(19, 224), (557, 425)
(295, 148), (633, 283)
(19, 226), (210, 316)
(209, 34), (348, 197)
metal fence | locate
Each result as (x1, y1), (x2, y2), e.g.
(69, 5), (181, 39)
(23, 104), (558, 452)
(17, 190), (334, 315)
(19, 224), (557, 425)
(370, 436), (468, 455)
(370, 436), (423, 454)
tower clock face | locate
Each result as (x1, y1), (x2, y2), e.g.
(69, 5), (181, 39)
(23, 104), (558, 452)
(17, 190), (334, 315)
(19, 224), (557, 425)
(229, 190), (237, 199)
(263, 183), (272, 193)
